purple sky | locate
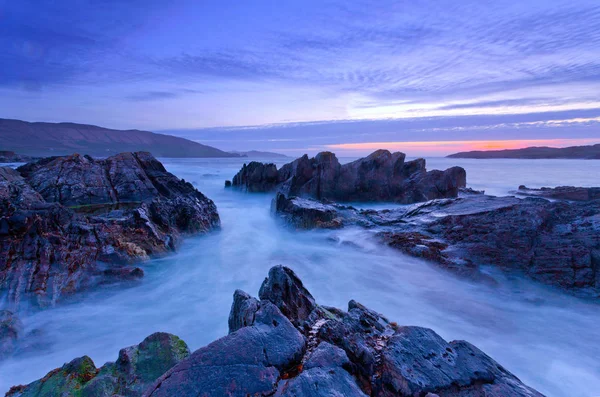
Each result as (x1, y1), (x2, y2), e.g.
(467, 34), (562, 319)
(1, 0), (599, 155)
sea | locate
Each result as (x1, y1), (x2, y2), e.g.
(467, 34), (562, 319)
(1, 157), (599, 397)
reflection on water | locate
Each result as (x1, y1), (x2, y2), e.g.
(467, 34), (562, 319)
(1, 157), (599, 397)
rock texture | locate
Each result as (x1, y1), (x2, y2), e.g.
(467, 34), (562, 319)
(7, 332), (189, 397)
(11, 266), (543, 396)
(232, 150), (466, 204)
(0, 152), (220, 308)
(0, 310), (23, 359)
(274, 194), (600, 296)
(515, 185), (600, 201)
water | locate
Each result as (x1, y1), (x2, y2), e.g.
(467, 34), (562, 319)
(1, 157), (600, 397)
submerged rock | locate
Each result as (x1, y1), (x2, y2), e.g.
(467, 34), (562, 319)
(7, 332), (189, 397)
(12, 266), (543, 397)
(515, 185), (600, 201)
(274, 193), (600, 296)
(231, 150), (466, 204)
(0, 152), (220, 308)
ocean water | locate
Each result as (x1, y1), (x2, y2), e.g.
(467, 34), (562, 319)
(1, 157), (600, 397)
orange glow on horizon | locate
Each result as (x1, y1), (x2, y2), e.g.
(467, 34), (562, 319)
(325, 138), (599, 154)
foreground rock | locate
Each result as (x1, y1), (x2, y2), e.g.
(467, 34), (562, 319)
(274, 193), (600, 296)
(7, 332), (189, 397)
(0, 152), (220, 308)
(13, 266), (543, 396)
(515, 185), (600, 201)
(231, 150), (466, 204)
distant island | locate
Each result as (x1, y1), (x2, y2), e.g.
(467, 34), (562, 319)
(0, 118), (241, 158)
(447, 144), (600, 159)
(229, 150), (288, 158)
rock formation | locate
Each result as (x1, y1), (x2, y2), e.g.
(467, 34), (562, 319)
(10, 266), (544, 397)
(0, 152), (220, 308)
(7, 332), (189, 397)
(273, 193), (600, 296)
(231, 150), (467, 204)
(514, 185), (600, 201)
(0, 152), (37, 163)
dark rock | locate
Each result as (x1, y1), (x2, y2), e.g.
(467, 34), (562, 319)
(274, 194), (600, 296)
(143, 301), (306, 397)
(515, 185), (600, 201)
(232, 150), (466, 203)
(0, 151), (37, 163)
(0, 152), (220, 308)
(259, 265), (317, 327)
(8, 332), (189, 397)
(224, 180), (232, 187)
(13, 266), (543, 397)
(231, 161), (280, 192)
(272, 192), (343, 229)
(0, 310), (23, 359)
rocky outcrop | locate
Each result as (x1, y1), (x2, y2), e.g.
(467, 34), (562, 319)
(15, 266), (542, 396)
(274, 194), (600, 296)
(515, 185), (600, 201)
(0, 311), (22, 359)
(231, 150), (466, 204)
(0, 152), (220, 308)
(7, 332), (189, 397)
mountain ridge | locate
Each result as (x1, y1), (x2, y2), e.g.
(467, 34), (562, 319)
(447, 143), (600, 159)
(0, 118), (240, 158)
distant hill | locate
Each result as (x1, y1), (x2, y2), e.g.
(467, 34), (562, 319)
(447, 144), (600, 159)
(0, 118), (240, 158)
(229, 150), (288, 158)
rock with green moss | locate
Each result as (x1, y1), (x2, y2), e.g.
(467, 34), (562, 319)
(7, 333), (190, 397)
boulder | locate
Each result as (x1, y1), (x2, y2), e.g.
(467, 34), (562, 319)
(7, 332), (189, 397)
(0, 152), (220, 308)
(231, 150), (466, 204)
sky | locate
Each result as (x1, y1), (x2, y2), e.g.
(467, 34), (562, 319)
(1, 0), (599, 156)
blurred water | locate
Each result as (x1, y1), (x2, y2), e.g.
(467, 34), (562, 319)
(1, 157), (599, 397)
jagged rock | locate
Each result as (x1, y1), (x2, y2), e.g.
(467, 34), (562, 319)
(0, 152), (220, 308)
(13, 266), (543, 397)
(274, 195), (600, 296)
(0, 151), (37, 163)
(515, 185), (600, 201)
(259, 265), (317, 327)
(143, 301), (306, 397)
(0, 310), (23, 359)
(231, 150), (466, 204)
(7, 332), (189, 397)
(272, 193), (344, 229)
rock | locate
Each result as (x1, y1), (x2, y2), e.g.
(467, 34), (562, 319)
(259, 265), (317, 327)
(515, 185), (600, 201)
(0, 310), (23, 359)
(274, 194), (600, 296)
(7, 332), (189, 397)
(143, 301), (306, 397)
(231, 161), (280, 192)
(0, 152), (220, 308)
(13, 266), (543, 397)
(231, 150), (466, 204)
(6, 355), (97, 397)
(224, 180), (232, 187)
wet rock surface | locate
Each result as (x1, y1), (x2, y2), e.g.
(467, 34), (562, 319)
(274, 193), (600, 296)
(231, 150), (466, 204)
(0, 152), (220, 308)
(514, 185), (600, 201)
(14, 266), (542, 396)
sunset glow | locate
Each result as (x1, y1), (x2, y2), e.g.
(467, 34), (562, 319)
(325, 138), (600, 155)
